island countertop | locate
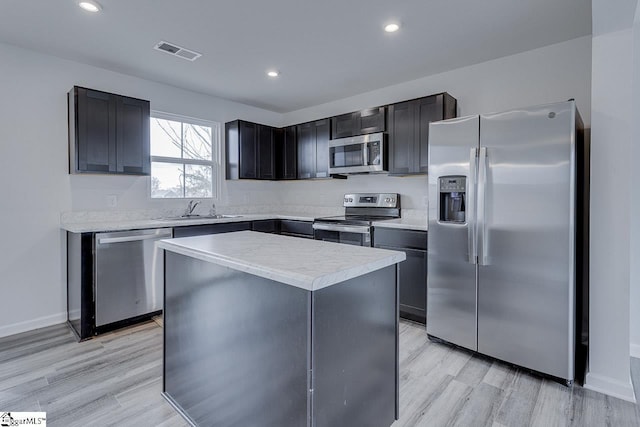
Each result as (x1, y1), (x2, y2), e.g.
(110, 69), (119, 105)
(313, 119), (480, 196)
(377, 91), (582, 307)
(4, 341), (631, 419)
(157, 230), (406, 291)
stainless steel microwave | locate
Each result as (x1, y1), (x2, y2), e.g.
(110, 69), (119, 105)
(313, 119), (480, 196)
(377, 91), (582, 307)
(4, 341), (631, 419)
(328, 132), (387, 174)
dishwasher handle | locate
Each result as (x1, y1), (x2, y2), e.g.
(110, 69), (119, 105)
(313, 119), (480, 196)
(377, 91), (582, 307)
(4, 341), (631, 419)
(312, 223), (371, 234)
(97, 231), (172, 245)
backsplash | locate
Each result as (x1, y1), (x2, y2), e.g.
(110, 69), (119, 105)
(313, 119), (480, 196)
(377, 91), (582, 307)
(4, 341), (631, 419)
(64, 170), (428, 224)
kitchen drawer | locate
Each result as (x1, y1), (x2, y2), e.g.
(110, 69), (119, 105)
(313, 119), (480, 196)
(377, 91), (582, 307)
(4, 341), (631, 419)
(280, 220), (313, 238)
(374, 227), (427, 250)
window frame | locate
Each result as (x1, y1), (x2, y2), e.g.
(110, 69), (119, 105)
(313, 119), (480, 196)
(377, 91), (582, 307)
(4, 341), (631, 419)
(149, 111), (221, 200)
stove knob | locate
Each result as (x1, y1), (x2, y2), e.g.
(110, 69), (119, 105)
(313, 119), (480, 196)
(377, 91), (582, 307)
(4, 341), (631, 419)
(349, 198), (353, 202)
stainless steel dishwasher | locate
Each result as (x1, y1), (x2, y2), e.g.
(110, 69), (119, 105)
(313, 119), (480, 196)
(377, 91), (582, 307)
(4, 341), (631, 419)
(94, 228), (172, 326)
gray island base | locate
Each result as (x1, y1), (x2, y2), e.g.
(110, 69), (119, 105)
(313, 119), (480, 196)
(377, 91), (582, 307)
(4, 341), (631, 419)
(157, 231), (406, 427)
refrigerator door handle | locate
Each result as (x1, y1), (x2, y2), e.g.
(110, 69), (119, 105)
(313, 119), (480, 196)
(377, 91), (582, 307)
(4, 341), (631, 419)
(477, 147), (489, 265)
(467, 148), (478, 264)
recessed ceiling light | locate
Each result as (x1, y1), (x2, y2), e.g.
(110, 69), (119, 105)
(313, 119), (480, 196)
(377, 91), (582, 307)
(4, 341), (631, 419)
(267, 70), (279, 77)
(384, 23), (400, 33)
(78, 1), (102, 12)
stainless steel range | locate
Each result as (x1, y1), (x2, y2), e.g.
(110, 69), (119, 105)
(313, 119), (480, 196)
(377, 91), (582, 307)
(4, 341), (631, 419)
(313, 193), (400, 247)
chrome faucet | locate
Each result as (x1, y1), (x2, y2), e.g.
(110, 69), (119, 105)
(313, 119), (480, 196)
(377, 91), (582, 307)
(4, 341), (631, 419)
(185, 200), (200, 216)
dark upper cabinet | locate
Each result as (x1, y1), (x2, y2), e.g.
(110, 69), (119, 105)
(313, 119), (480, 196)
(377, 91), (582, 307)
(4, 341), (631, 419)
(296, 122), (315, 179)
(314, 119), (330, 178)
(330, 106), (385, 139)
(356, 106), (386, 135)
(69, 86), (150, 175)
(388, 93), (457, 175)
(258, 124), (276, 180)
(297, 119), (329, 179)
(276, 126), (297, 180)
(331, 112), (357, 139)
(225, 92), (455, 180)
(226, 120), (282, 180)
(239, 121), (258, 179)
(116, 96), (150, 174)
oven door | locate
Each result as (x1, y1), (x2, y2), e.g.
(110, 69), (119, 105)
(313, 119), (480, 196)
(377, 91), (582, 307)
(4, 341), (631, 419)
(312, 223), (372, 247)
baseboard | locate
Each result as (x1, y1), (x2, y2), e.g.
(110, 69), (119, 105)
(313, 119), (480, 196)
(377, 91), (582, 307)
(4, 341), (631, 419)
(631, 342), (640, 359)
(584, 371), (637, 403)
(0, 312), (67, 339)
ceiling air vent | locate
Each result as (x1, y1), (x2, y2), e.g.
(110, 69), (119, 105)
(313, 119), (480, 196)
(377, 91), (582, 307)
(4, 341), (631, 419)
(154, 41), (202, 61)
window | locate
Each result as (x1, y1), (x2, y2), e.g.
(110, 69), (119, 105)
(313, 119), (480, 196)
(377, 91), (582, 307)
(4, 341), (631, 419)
(150, 112), (220, 199)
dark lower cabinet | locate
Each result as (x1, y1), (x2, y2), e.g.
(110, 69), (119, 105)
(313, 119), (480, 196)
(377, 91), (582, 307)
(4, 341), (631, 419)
(388, 93), (457, 175)
(374, 227), (428, 323)
(69, 86), (150, 175)
(280, 220), (314, 238)
(252, 219), (280, 234)
(252, 219), (314, 238)
(173, 221), (252, 238)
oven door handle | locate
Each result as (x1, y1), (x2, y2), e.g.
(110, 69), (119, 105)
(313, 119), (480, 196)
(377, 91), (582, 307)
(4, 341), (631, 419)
(312, 223), (371, 234)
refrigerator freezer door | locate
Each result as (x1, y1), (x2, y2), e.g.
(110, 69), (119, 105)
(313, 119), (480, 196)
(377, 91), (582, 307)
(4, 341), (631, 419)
(427, 115), (479, 351)
(477, 101), (575, 380)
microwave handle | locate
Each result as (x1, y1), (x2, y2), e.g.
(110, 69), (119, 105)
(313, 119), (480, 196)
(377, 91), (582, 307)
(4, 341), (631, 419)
(363, 142), (369, 166)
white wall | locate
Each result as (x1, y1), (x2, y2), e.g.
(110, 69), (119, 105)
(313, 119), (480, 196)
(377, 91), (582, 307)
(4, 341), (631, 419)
(630, 4), (640, 360)
(0, 36), (594, 339)
(0, 41), (282, 337)
(283, 36), (592, 127)
(584, 26), (636, 401)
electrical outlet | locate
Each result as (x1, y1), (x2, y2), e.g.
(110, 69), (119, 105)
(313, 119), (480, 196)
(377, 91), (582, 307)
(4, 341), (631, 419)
(107, 195), (118, 208)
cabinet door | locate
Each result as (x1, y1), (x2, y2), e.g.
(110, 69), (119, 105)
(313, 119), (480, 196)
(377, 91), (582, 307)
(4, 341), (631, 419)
(357, 106), (386, 135)
(258, 125), (275, 180)
(331, 112), (357, 139)
(376, 244), (427, 323)
(280, 126), (297, 179)
(387, 101), (415, 175)
(239, 121), (258, 179)
(415, 95), (443, 173)
(314, 119), (330, 178)
(252, 220), (280, 234)
(116, 96), (150, 175)
(76, 88), (116, 173)
(297, 122), (315, 179)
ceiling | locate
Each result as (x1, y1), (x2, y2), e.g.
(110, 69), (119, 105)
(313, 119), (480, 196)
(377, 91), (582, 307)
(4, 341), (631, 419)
(0, 0), (591, 113)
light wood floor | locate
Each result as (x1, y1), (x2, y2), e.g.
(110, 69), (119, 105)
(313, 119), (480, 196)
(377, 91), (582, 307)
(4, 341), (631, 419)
(0, 320), (638, 427)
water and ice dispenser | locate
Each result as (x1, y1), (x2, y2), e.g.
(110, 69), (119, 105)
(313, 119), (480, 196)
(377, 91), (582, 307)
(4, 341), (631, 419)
(439, 176), (466, 223)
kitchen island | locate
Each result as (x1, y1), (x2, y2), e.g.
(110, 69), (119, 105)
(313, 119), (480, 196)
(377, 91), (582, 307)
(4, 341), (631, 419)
(157, 231), (406, 427)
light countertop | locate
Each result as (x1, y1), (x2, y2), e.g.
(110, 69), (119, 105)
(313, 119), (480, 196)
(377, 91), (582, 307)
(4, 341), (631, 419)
(372, 217), (428, 232)
(61, 213), (316, 233)
(157, 231), (406, 291)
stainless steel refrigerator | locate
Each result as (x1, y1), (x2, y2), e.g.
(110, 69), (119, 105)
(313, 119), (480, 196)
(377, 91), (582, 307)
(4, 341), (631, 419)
(426, 100), (588, 384)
